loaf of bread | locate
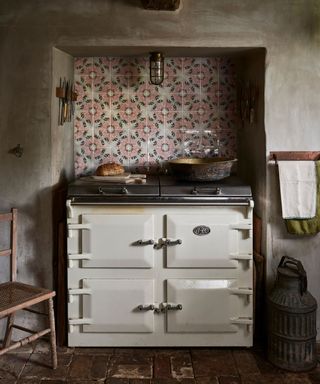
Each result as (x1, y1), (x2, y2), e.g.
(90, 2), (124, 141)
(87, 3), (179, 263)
(95, 162), (125, 176)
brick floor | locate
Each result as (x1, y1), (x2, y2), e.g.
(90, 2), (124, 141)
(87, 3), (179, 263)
(0, 341), (318, 383)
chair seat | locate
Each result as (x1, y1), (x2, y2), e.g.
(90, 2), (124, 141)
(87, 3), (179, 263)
(0, 281), (55, 319)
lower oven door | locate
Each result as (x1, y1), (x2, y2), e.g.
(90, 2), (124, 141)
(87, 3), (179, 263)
(166, 279), (252, 333)
(81, 278), (155, 333)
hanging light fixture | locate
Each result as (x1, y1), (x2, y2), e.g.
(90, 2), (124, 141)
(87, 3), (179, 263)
(149, 52), (164, 85)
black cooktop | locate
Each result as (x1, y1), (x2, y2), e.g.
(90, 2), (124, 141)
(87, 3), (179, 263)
(67, 175), (252, 205)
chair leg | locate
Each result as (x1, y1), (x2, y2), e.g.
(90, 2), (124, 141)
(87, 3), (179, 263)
(47, 298), (57, 369)
(4, 314), (15, 348)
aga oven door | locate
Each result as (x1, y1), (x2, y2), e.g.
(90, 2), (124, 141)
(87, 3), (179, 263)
(81, 214), (155, 268)
(81, 278), (155, 333)
(165, 279), (252, 333)
(165, 212), (247, 268)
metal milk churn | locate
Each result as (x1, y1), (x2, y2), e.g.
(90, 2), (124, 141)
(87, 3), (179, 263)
(268, 256), (317, 371)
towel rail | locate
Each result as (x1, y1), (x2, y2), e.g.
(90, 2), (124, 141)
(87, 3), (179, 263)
(269, 151), (320, 164)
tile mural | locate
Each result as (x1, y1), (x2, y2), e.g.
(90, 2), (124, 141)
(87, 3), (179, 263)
(74, 56), (238, 176)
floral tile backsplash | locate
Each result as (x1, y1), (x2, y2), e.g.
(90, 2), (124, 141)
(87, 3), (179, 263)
(74, 56), (238, 176)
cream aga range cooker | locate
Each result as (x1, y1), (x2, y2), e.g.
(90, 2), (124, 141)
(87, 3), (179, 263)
(66, 175), (254, 347)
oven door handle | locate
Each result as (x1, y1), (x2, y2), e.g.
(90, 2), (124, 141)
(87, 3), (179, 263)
(154, 238), (182, 249)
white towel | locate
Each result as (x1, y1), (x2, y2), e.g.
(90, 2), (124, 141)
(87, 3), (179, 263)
(278, 161), (317, 219)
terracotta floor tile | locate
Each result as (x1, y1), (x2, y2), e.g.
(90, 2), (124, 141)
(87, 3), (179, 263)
(0, 353), (30, 381)
(66, 381), (97, 384)
(114, 348), (154, 357)
(241, 373), (285, 384)
(154, 354), (171, 378)
(68, 354), (92, 379)
(252, 349), (285, 374)
(308, 368), (320, 384)
(170, 352), (194, 380)
(108, 355), (153, 379)
(218, 376), (242, 384)
(17, 380), (40, 384)
(191, 350), (237, 377)
(90, 354), (110, 379)
(233, 350), (260, 375)
(74, 347), (114, 355)
(41, 380), (65, 384)
(194, 377), (219, 383)
(2, 380), (20, 384)
(20, 352), (72, 379)
(282, 373), (313, 384)
(152, 380), (196, 384)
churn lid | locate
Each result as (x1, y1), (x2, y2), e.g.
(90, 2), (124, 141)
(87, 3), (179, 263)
(277, 256), (307, 293)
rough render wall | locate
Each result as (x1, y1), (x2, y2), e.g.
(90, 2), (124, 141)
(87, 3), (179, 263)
(51, 48), (75, 186)
(0, 0), (320, 338)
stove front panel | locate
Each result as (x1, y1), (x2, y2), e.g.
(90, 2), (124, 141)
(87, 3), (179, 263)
(67, 204), (253, 347)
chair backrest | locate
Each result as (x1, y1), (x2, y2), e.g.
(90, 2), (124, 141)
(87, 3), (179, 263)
(0, 208), (17, 282)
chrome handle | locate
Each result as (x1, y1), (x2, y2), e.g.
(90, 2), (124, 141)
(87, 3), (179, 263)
(192, 187), (221, 195)
(133, 239), (155, 246)
(121, 187), (129, 195)
(137, 304), (155, 311)
(165, 239), (182, 246)
(167, 304), (183, 310)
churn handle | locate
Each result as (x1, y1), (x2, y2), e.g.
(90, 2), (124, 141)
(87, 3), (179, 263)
(278, 256), (307, 294)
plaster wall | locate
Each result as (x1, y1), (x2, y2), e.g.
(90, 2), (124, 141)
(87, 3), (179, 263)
(0, 0), (320, 339)
(51, 48), (75, 186)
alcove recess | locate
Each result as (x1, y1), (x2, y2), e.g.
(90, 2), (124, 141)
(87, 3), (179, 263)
(51, 46), (266, 344)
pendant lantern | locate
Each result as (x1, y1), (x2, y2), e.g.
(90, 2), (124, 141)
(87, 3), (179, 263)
(149, 52), (164, 85)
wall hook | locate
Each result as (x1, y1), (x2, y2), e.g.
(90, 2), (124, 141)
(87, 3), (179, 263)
(9, 144), (24, 158)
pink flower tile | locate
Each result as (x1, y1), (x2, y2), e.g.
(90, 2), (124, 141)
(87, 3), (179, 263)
(75, 97), (94, 125)
(165, 58), (183, 77)
(183, 58), (202, 76)
(113, 100), (143, 124)
(111, 57), (140, 77)
(75, 117), (92, 137)
(93, 57), (111, 76)
(166, 94), (183, 111)
(165, 110), (182, 129)
(128, 76), (148, 93)
(74, 57), (93, 76)
(111, 76), (128, 92)
(202, 58), (218, 73)
(74, 75), (92, 95)
(93, 76), (113, 94)
(92, 94), (110, 123)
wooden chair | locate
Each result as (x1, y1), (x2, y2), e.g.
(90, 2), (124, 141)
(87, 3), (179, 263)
(0, 208), (57, 368)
